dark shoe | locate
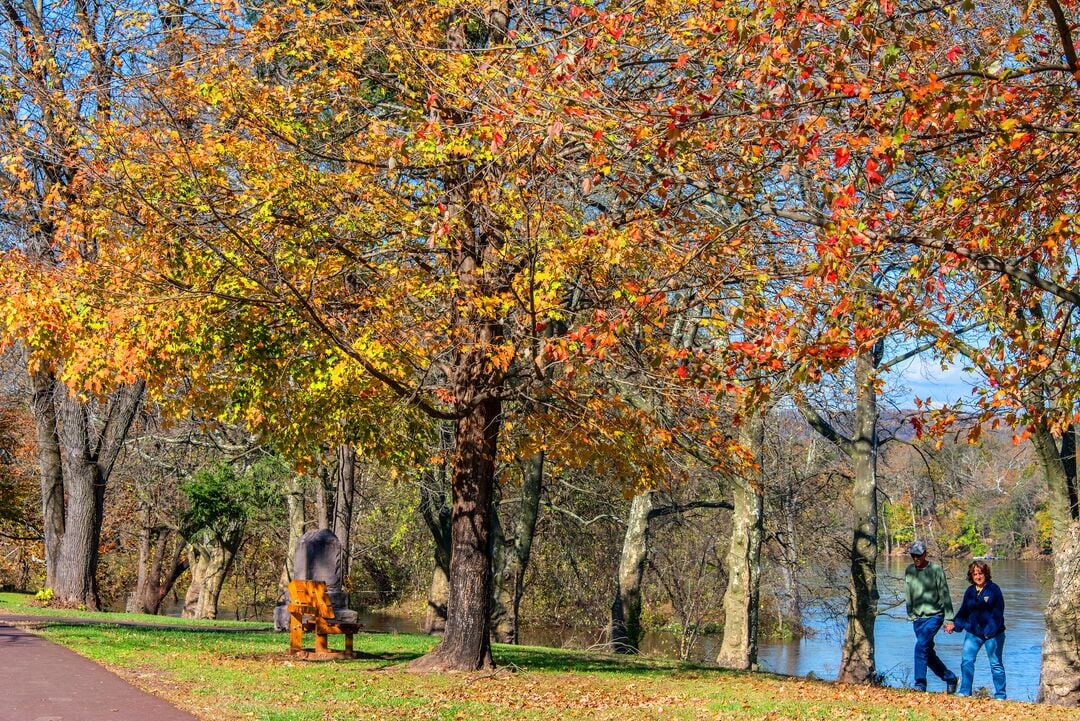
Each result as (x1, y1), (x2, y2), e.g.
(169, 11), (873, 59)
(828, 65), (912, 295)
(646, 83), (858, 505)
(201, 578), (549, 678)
(946, 681), (958, 695)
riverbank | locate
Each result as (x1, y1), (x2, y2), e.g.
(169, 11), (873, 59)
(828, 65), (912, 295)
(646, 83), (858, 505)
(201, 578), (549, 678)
(4, 615), (1072, 720)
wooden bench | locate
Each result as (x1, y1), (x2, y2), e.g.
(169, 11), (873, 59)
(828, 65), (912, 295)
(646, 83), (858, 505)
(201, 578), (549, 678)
(287, 579), (362, 659)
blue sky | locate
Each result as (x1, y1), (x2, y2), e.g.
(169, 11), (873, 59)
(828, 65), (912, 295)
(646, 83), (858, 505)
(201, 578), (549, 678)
(886, 354), (983, 409)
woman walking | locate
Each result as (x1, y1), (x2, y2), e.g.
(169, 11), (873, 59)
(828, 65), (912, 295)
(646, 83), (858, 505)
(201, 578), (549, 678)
(950, 560), (1006, 699)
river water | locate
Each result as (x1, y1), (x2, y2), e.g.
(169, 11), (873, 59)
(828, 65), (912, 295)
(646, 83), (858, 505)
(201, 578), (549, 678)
(752, 558), (1051, 701)
(350, 558), (1052, 701)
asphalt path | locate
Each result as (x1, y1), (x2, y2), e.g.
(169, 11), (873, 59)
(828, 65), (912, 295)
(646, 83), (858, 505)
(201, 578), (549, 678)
(0, 622), (201, 721)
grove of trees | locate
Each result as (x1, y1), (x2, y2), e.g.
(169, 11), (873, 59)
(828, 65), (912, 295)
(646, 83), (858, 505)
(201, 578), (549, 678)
(0, 0), (1078, 706)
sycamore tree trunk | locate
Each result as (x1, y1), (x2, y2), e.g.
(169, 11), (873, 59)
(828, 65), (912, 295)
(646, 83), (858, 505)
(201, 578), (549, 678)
(837, 349), (880, 684)
(182, 546), (205, 618)
(183, 529), (242, 620)
(491, 451), (544, 644)
(408, 395), (502, 671)
(279, 473), (307, 594)
(610, 491), (653, 654)
(717, 416), (765, 670)
(194, 543), (235, 620)
(1031, 422), (1080, 704)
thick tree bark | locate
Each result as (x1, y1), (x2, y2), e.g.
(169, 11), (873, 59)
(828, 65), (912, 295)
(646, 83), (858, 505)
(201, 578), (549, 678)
(332, 445), (356, 578)
(717, 416), (765, 670)
(1031, 422), (1080, 704)
(54, 395), (106, 608)
(30, 370), (64, 589)
(491, 451), (544, 644)
(50, 381), (145, 608)
(194, 543), (235, 620)
(1040, 521), (1080, 704)
(408, 396), (502, 671)
(183, 534), (240, 620)
(837, 350), (880, 684)
(610, 491), (653, 654)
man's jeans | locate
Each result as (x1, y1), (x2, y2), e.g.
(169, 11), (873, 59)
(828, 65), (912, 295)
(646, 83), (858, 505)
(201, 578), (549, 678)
(912, 615), (957, 690)
(959, 631), (1006, 699)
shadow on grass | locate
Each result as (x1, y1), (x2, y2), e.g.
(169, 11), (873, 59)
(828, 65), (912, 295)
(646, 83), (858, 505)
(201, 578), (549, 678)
(492, 643), (725, 677)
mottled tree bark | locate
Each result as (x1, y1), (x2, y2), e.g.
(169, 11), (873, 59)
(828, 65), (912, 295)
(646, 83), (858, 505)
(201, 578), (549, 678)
(279, 473), (307, 593)
(1031, 423), (1080, 704)
(837, 350), (880, 684)
(610, 491), (653, 654)
(717, 416), (765, 670)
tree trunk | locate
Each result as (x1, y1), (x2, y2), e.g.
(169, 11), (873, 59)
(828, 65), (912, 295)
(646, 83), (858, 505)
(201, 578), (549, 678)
(837, 349), (880, 684)
(195, 542), (236, 620)
(279, 473), (307, 593)
(182, 546), (204, 618)
(408, 396), (502, 671)
(1040, 521), (1080, 704)
(54, 395), (106, 608)
(610, 491), (653, 654)
(132, 510), (176, 614)
(332, 445), (356, 578)
(773, 479), (803, 636)
(316, 459), (331, 531)
(490, 505), (515, 642)
(419, 475), (452, 634)
(150, 535), (188, 615)
(30, 369), (63, 589)
(37, 380), (144, 608)
(131, 508), (152, 613)
(717, 416), (765, 670)
(490, 451), (544, 644)
(1032, 422), (1080, 704)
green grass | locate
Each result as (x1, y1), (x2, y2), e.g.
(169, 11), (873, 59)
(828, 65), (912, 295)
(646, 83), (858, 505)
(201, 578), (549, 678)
(0, 592), (269, 629)
(12, 615), (1074, 721)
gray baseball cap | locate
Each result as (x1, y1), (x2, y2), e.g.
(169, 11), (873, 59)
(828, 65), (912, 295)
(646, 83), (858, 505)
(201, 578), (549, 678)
(909, 540), (927, 556)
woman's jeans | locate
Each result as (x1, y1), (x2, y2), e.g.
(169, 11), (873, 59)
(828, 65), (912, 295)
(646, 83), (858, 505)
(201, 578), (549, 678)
(959, 630), (1006, 699)
(912, 615), (957, 691)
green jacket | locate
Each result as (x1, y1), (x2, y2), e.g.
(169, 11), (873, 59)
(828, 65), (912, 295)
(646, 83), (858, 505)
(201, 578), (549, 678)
(905, 561), (954, 621)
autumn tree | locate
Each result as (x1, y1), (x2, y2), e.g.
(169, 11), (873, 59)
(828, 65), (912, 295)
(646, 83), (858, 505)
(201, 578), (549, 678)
(0, 0), (158, 607)
(81, 0), (828, 671)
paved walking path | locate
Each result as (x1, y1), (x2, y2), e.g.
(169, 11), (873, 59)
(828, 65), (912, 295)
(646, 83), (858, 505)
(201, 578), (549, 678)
(0, 623), (201, 721)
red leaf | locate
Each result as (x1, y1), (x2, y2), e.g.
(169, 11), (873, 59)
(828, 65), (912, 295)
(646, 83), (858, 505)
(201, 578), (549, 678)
(834, 146), (850, 168)
(946, 45), (962, 62)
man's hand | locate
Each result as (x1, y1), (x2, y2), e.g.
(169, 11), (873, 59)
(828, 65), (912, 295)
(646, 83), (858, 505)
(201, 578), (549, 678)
(943, 622), (955, 634)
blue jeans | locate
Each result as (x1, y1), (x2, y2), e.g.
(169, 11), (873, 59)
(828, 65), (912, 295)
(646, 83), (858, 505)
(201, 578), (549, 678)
(912, 615), (957, 690)
(959, 631), (1006, 699)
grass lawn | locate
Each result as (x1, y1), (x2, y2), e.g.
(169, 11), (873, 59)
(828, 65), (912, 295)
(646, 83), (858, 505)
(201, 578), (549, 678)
(2, 595), (1073, 721)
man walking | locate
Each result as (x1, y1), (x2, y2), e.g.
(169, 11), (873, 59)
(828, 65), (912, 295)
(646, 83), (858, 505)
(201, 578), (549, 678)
(904, 540), (958, 693)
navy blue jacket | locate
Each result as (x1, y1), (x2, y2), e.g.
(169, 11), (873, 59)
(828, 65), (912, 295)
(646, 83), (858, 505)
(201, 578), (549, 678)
(953, 580), (1005, 639)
